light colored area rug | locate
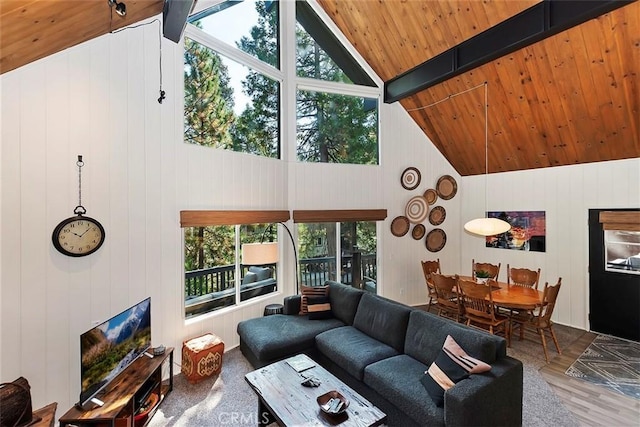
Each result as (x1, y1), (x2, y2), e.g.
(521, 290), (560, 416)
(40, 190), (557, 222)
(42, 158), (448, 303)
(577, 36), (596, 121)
(565, 334), (640, 400)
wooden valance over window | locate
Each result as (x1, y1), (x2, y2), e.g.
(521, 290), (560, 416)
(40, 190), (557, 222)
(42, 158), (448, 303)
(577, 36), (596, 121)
(293, 209), (387, 223)
(599, 211), (640, 231)
(180, 210), (290, 227)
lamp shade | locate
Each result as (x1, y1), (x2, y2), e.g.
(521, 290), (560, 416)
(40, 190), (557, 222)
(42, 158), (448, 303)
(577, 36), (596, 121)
(242, 242), (279, 265)
(464, 217), (512, 237)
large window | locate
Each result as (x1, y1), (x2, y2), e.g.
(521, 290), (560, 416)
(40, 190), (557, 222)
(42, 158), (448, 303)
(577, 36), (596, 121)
(184, 223), (279, 318)
(293, 209), (387, 293)
(184, 1), (281, 157)
(297, 217), (380, 294)
(295, 2), (379, 164)
(184, 1), (379, 162)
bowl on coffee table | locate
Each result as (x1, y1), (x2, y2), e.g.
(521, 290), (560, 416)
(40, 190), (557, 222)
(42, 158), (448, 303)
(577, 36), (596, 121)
(317, 390), (349, 416)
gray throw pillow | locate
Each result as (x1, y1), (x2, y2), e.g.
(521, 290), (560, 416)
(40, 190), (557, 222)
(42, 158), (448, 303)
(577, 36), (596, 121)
(249, 267), (272, 281)
(242, 272), (257, 285)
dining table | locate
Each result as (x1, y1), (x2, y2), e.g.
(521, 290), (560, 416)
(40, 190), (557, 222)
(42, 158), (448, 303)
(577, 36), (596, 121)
(454, 275), (544, 310)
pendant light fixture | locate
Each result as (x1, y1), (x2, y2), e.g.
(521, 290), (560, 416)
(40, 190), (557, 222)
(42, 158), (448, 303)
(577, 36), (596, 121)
(464, 83), (511, 237)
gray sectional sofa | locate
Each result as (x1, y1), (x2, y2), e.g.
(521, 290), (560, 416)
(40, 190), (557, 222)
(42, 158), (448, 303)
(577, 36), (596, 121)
(237, 281), (523, 426)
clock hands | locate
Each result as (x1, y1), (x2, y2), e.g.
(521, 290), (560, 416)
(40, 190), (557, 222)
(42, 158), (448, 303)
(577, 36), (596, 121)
(79, 226), (93, 238)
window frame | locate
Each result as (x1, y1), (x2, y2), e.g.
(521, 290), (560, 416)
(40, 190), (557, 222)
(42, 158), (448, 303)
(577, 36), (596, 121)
(183, 18), (284, 158)
(183, 1), (382, 163)
(181, 210), (290, 320)
(294, 209), (386, 290)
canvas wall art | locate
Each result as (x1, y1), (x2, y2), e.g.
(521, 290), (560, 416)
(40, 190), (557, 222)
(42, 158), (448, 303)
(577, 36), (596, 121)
(486, 211), (546, 252)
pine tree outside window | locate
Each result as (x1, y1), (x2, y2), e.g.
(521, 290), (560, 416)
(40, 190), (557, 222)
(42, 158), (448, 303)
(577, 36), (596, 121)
(184, 1), (281, 158)
(183, 1), (380, 163)
(184, 223), (279, 318)
(297, 221), (378, 293)
(295, 2), (379, 165)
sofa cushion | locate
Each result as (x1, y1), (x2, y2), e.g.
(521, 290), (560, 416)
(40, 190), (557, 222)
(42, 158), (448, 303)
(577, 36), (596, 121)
(237, 314), (344, 363)
(327, 281), (364, 325)
(352, 293), (412, 352)
(307, 295), (332, 320)
(315, 326), (399, 381)
(420, 335), (491, 407)
(300, 285), (329, 315)
(363, 354), (445, 427)
(404, 310), (505, 366)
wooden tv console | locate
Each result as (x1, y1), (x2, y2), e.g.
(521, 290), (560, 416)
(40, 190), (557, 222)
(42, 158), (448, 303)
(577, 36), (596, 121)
(59, 347), (173, 427)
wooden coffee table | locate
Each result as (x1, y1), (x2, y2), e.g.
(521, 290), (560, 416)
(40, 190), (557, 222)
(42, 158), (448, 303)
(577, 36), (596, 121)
(245, 354), (386, 426)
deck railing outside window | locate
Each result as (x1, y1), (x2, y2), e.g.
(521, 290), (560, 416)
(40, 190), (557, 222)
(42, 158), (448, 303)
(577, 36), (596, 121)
(185, 254), (377, 298)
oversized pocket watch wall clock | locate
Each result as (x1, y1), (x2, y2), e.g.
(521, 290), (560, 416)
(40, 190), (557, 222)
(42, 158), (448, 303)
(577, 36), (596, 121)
(52, 156), (106, 257)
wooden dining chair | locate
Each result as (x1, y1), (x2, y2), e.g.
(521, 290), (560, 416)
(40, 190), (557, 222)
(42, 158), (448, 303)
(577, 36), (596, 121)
(507, 264), (541, 289)
(472, 259), (501, 281)
(421, 259), (441, 311)
(510, 278), (562, 363)
(431, 273), (463, 322)
(457, 276), (510, 346)
(501, 264), (542, 317)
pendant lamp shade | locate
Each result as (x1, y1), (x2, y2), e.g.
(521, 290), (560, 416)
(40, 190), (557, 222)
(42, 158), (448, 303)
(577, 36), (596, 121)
(242, 242), (279, 265)
(464, 217), (512, 236)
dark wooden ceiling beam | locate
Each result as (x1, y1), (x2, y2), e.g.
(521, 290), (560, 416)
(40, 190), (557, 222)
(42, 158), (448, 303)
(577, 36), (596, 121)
(384, 0), (636, 103)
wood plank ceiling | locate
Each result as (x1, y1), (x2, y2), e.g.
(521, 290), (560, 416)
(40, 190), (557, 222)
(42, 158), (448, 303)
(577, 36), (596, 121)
(1, 0), (638, 176)
(318, 0), (640, 175)
(0, 0), (163, 75)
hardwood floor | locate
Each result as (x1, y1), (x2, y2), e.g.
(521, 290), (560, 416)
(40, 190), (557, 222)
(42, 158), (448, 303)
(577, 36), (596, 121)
(539, 331), (640, 427)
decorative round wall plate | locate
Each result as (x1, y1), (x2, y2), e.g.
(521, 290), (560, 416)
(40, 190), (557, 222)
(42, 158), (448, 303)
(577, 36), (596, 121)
(436, 175), (458, 200)
(423, 189), (438, 205)
(426, 228), (447, 252)
(428, 206), (446, 226)
(412, 224), (426, 240)
(405, 196), (429, 223)
(401, 167), (421, 190)
(391, 216), (410, 237)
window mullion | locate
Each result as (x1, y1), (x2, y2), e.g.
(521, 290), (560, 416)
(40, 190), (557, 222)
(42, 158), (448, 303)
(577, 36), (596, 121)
(185, 24), (284, 83)
(296, 77), (380, 98)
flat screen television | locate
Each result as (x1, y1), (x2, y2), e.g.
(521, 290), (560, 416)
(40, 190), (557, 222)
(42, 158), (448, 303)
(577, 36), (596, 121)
(79, 297), (151, 407)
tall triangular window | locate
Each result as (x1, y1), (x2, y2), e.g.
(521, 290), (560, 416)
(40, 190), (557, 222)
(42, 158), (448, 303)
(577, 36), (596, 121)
(295, 2), (379, 164)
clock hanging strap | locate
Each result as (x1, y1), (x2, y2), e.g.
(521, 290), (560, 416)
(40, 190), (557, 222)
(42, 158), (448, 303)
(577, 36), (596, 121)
(74, 155), (86, 216)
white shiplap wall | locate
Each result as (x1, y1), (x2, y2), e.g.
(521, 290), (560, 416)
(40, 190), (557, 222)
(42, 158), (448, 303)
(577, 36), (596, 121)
(0, 15), (456, 412)
(460, 159), (640, 329)
(1, 9), (639, 419)
(0, 23), (291, 412)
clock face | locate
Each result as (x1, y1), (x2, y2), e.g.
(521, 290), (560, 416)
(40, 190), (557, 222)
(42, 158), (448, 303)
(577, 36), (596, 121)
(52, 216), (105, 257)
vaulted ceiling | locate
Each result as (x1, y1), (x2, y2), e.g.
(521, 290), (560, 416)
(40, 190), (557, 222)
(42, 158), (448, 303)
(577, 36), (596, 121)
(319, 0), (639, 175)
(0, 1), (164, 75)
(1, 0), (638, 176)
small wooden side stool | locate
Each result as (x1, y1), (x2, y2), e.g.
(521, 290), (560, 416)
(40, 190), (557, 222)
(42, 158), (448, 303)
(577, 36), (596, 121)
(182, 333), (224, 384)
